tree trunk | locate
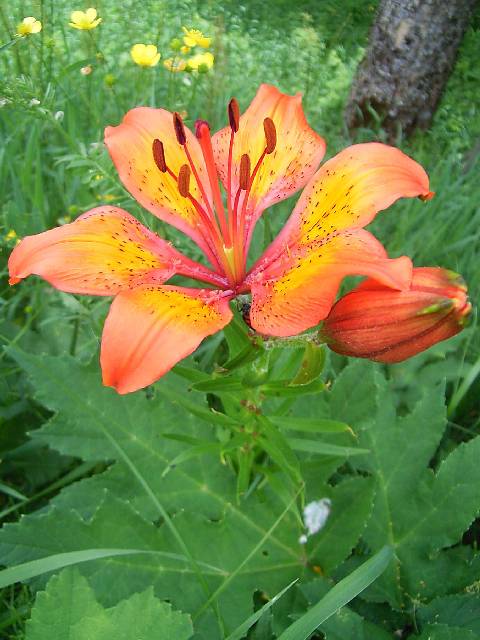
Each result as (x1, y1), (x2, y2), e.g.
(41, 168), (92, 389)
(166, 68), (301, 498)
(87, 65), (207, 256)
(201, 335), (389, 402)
(344, 0), (478, 139)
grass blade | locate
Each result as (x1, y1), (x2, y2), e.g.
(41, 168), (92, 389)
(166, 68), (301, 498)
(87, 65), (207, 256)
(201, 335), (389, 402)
(225, 579), (298, 640)
(277, 546), (393, 640)
(0, 548), (224, 589)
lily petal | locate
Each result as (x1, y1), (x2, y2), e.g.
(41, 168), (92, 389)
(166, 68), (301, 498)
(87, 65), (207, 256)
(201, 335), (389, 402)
(101, 286), (233, 394)
(105, 107), (213, 254)
(8, 206), (219, 295)
(263, 142), (432, 259)
(212, 84), (325, 246)
(248, 230), (412, 337)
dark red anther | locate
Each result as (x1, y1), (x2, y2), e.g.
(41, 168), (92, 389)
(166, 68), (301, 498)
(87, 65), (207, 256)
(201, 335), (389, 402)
(152, 139), (167, 172)
(228, 98), (240, 133)
(177, 164), (191, 197)
(263, 117), (277, 154)
(239, 154), (251, 190)
(173, 112), (187, 145)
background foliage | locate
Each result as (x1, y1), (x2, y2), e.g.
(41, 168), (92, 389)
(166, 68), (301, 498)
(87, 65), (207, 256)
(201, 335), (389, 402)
(0, 0), (479, 638)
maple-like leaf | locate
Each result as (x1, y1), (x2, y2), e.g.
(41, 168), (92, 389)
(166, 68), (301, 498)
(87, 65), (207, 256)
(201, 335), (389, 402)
(25, 567), (193, 640)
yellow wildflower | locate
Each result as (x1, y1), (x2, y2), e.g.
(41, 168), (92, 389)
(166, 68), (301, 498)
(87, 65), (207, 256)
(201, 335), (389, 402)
(5, 229), (18, 241)
(96, 194), (117, 202)
(182, 27), (211, 49)
(16, 17), (42, 36)
(180, 45), (190, 55)
(163, 57), (186, 73)
(186, 51), (214, 72)
(69, 8), (102, 30)
(130, 44), (160, 67)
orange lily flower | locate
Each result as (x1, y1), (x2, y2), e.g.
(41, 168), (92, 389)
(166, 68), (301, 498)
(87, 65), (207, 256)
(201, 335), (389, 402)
(9, 84), (433, 394)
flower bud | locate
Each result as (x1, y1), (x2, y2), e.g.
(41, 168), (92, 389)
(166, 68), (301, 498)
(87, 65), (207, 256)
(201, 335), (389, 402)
(321, 268), (471, 363)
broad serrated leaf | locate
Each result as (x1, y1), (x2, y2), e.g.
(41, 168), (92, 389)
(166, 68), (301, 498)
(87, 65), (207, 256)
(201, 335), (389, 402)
(418, 593), (480, 633)
(320, 606), (391, 640)
(416, 624), (480, 640)
(3, 349), (378, 639)
(0, 490), (301, 638)
(315, 360), (480, 607)
(25, 568), (193, 639)
(306, 477), (375, 574)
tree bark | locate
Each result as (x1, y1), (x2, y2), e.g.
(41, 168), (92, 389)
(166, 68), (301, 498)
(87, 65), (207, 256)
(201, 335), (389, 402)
(344, 0), (478, 139)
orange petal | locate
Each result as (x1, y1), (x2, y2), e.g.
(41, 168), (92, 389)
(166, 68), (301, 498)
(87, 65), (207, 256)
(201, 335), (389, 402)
(212, 84), (325, 243)
(248, 230), (412, 337)
(267, 142), (431, 254)
(8, 206), (209, 295)
(105, 107), (213, 253)
(101, 286), (233, 394)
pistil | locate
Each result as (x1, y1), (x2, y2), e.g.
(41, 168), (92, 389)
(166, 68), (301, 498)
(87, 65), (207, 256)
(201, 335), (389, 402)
(195, 120), (231, 246)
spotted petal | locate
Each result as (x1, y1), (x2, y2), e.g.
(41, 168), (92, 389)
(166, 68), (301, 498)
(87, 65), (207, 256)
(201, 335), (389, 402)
(8, 206), (222, 295)
(101, 286), (233, 394)
(105, 107), (214, 256)
(263, 142), (432, 261)
(212, 84), (326, 247)
(248, 230), (412, 337)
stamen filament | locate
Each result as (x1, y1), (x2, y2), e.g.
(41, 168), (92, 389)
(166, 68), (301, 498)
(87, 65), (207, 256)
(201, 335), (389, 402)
(237, 148), (267, 255)
(164, 164), (222, 273)
(196, 120), (231, 247)
(226, 130), (235, 243)
(182, 142), (215, 219)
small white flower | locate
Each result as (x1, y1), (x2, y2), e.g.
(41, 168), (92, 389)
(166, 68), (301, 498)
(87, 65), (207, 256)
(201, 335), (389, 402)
(298, 534), (308, 545)
(303, 498), (331, 536)
(0, 98), (9, 108)
(29, 98), (41, 107)
(54, 110), (64, 121)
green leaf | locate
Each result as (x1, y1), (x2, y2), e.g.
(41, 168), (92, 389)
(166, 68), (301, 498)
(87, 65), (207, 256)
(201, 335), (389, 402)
(257, 416), (302, 484)
(1, 350), (386, 638)
(277, 546), (393, 640)
(418, 594), (480, 633)
(287, 438), (368, 457)
(291, 343), (326, 386)
(262, 379), (326, 397)
(25, 568), (193, 640)
(0, 480), (27, 501)
(3, 350), (309, 637)
(191, 376), (245, 392)
(269, 416), (352, 434)
(306, 477), (376, 574)
(320, 607), (392, 640)
(318, 360), (480, 607)
(416, 624), (480, 640)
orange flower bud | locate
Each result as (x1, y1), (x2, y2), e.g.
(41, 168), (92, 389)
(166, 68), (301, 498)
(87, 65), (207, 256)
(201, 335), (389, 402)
(321, 268), (471, 363)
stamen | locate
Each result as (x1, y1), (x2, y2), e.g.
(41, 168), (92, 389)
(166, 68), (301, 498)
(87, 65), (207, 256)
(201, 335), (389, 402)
(228, 98), (240, 133)
(263, 117), (277, 154)
(152, 139), (167, 172)
(163, 162), (225, 275)
(173, 112), (187, 145)
(178, 164), (191, 197)
(239, 154), (251, 190)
